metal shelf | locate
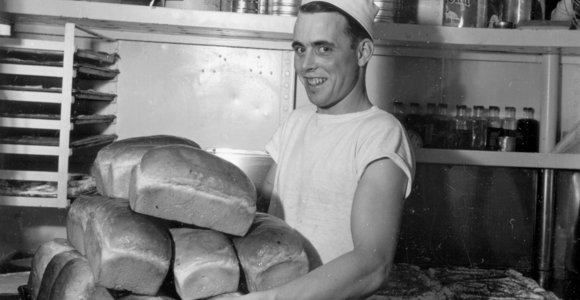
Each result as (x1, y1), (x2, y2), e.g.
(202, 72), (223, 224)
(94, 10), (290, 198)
(415, 149), (580, 170)
(2, 0), (580, 55)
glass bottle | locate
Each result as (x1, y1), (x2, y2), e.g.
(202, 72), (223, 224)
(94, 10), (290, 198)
(405, 102), (424, 140)
(470, 105), (488, 150)
(393, 100), (407, 125)
(486, 106), (502, 151)
(516, 107), (539, 152)
(422, 103), (437, 148)
(498, 106), (517, 152)
(452, 105), (471, 149)
(433, 103), (453, 149)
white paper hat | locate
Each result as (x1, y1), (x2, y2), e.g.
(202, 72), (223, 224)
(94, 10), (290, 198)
(300, 0), (380, 40)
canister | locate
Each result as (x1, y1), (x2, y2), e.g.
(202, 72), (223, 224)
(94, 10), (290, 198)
(443, 0), (489, 27)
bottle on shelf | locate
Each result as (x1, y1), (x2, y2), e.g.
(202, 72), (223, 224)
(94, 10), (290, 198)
(422, 103), (437, 148)
(452, 104), (471, 150)
(405, 102), (424, 139)
(469, 105), (488, 150)
(498, 106), (518, 152)
(433, 103), (453, 149)
(516, 107), (539, 152)
(392, 100), (407, 125)
(486, 106), (502, 151)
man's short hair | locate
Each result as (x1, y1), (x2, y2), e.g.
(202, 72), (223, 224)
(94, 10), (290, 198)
(299, 1), (372, 49)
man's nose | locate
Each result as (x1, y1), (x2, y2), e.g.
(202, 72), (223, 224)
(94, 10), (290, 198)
(300, 50), (317, 72)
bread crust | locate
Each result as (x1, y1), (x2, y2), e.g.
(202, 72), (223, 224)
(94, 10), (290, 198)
(91, 135), (200, 198)
(233, 213), (309, 292)
(130, 145), (257, 236)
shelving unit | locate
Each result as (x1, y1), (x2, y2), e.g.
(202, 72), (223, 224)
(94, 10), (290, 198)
(0, 22), (119, 208)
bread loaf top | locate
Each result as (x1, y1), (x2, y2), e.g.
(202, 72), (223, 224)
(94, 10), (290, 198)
(91, 135), (200, 197)
(136, 145), (257, 210)
(73, 195), (172, 259)
(233, 213), (306, 270)
(95, 135), (200, 164)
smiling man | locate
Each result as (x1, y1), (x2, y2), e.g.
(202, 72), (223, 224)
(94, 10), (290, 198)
(240, 1), (415, 299)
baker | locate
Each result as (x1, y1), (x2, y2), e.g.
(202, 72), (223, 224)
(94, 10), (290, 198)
(240, 0), (415, 299)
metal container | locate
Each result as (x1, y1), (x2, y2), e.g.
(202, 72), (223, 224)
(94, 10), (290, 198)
(554, 171), (580, 296)
(207, 148), (274, 212)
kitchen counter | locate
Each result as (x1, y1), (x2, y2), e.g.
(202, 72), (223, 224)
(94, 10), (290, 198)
(0, 271), (28, 299)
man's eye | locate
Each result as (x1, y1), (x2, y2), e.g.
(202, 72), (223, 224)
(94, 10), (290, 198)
(294, 47), (305, 55)
(318, 46), (331, 54)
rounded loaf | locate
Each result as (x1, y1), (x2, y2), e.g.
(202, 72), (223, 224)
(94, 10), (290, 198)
(129, 145), (257, 236)
(232, 213), (309, 292)
(68, 195), (172, 295)
(91, 135), (200, 199)
(48, 256), (115, 300)
(170, 228), (240, 300)
(27, 238), (75, 300)
(37, 250), (84, 300)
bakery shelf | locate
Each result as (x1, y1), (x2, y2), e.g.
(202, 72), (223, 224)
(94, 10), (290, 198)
(0, 63), (65, 77)
(0, 89), (62, 103)
(2, 0), (580, 55)
(0, 117), (62, 130)
(415, 149), (580, 170)
(0, 22), (119, 208)
(0, 196), (64, 208)
(0, 170), (58, 182)
(0, 144), (61, 156)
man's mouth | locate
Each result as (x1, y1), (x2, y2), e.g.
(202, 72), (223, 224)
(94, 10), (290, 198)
(306, 77), (326, 87)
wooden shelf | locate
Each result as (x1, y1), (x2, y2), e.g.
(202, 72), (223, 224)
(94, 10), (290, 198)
(415, 149), (580, 170)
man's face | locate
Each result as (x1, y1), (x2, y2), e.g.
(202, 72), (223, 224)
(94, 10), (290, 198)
(292, 12), (361, 113)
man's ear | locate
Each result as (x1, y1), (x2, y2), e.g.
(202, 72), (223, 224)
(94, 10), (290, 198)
(357, 38), (374, 67)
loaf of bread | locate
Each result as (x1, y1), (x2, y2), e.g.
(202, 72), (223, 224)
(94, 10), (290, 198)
(37, 250), (84, 300)
(129, 145), (257, 236)
(233, 213), (309, 292)
(48, 256), (114, 300)
(91, 135), (200, 199)
(28, 238), (75, 300)
(170, 228), (239, 299)
(67, 195), (172, 295)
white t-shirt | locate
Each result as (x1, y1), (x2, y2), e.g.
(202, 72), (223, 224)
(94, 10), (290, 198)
(265, 105), (415, 264)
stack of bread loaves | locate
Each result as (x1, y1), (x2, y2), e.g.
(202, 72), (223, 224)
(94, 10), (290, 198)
(27, 135), (310, 300)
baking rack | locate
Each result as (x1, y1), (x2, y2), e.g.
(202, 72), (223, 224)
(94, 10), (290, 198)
(0, 23), (119, 208)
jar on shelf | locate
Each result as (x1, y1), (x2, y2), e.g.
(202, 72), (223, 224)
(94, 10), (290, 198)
(452, 104), (471, 149)
(469, 105), (488, 150)
(422, 103), (437, 148)
(405, 102), (424, 138)
(498, 106), (517, 152)
(433, 103), (453, 149)
(486, 106), (502, 151)
(392, 100), (407, 124)
(516, 107), (539, 152)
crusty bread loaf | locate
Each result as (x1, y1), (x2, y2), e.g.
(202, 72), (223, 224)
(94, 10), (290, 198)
(129, 145), (257, 236)
(28, 238), (75, 300)
(48, 256), (115, 300)
(233, 213), (309, 292)
(170, 228), (239, 299)
(37, 250), (83, 300)
(66, 195), (102, 255)
(91, 135), (200, 198)
(68, 195), (172, 295)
